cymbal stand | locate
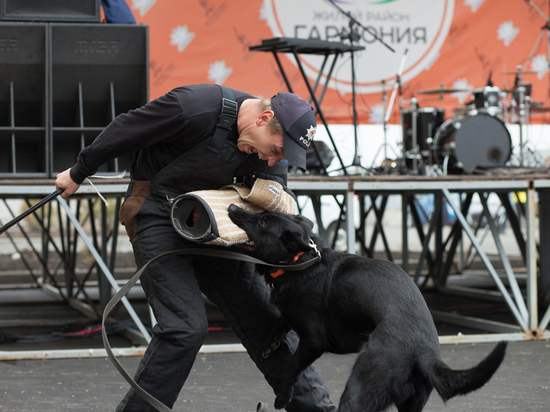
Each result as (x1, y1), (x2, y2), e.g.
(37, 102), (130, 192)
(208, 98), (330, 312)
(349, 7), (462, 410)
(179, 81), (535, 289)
(524, 0), (550, 107)
(501, 89), (509, 124)
(518, 83), (526, 166)
(509, 67), (530, 166)
(325, 0), (394, 175)
(371, 80), (399, 172)
(373, 49), (409, 173)
(409, 97), (421, 174)
(377, 80), (390, 172)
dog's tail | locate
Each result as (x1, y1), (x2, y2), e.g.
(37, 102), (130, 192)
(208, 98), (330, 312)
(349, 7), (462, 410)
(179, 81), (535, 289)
(426, 341), (507, 402)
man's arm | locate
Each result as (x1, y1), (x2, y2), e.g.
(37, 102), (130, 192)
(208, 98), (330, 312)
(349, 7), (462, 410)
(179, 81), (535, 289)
(69, 89), (186, 186)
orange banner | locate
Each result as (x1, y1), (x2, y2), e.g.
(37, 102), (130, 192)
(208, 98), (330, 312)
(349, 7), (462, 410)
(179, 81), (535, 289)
(127, 0), (550, 125)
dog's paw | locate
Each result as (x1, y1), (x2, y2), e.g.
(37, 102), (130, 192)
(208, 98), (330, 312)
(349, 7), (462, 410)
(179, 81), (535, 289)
(274, 386), (293, 410)
(274, 395), (291, 410)
(261, 340), (282, 359)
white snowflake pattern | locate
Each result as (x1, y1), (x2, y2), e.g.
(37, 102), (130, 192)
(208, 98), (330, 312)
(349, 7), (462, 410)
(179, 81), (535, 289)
(208, 61), (233, 84)
(464, 0), (485, 13)
(531, 54), (549, 79)
(369, 103), (385, 124)
(451, 78), (473, 104)
(497, 21), (519, 47)
(132, 0), (156, 16)
(259, 0), (269, 20)
(170, 25), (195, 53)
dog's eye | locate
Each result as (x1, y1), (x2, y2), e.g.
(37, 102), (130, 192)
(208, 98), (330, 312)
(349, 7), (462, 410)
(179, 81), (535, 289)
(259, 217), (267, 228)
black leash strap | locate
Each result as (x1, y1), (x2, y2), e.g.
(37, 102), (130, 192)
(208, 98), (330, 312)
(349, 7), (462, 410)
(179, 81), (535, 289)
(0, 188), (64, 235)
(102, 247), (321, 412)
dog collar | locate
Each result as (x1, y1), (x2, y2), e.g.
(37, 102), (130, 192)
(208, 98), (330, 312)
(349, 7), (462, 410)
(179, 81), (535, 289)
(270, 252), (304, 278)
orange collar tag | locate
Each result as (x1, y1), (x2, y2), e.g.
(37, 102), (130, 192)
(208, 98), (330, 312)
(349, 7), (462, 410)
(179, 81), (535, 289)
(269, 252), (304, 279)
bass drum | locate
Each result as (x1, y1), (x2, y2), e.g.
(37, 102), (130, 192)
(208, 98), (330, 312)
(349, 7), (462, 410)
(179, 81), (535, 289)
(432, 113), (511, 174)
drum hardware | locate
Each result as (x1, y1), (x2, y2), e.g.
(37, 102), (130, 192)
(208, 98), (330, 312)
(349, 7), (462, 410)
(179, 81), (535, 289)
(371, 49), (408, 174)
(416, 86), (471, 94)
(472, 86), (503, 117)
(502, 67), (532, 166)
(502, 69), (537, 75)
(401, 105), (445, 171)
(514, 86), (529, 166)
(530, 105), (550, 113)
(405, 97), (421, 174)
(373, 79), (401, 174)
(522, 0), (550, 132)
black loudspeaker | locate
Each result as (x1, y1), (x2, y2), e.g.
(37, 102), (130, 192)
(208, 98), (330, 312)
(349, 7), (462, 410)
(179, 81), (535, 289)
(1, 0), (101, 23)
(50, 23), (149, 176)
(0, 23), (48, 177)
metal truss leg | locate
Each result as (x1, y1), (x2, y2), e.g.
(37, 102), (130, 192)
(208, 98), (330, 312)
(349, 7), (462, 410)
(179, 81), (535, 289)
(413, 193), (442, 285)
(525, 187), (538, 334)
(442, 188), (528, 331)
(346, 190), (355, 254)
(479, 193), (529, 322)
(56, 197), (151, 343)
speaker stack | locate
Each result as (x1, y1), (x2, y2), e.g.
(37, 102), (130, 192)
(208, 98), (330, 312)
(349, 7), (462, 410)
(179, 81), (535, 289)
(0, 0), (148, 178)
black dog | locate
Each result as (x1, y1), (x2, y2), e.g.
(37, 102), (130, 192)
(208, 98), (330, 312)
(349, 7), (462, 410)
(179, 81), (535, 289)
(228, 205), (507, 412)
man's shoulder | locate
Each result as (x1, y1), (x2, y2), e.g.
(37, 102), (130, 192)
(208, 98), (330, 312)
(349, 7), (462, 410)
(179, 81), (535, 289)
(171, 83), (256, 103)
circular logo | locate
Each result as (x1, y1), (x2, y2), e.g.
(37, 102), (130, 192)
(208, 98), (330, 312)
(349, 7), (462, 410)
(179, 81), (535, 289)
(262, 0), (455, 94)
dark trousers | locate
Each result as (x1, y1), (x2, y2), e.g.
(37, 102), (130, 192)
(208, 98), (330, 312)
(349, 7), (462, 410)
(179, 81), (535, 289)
(116, 213), (336, 411)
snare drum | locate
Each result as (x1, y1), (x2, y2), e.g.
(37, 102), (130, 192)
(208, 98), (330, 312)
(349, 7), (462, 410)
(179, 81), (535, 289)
(473, 86), (502, 116)
(402, 107), (445, 155)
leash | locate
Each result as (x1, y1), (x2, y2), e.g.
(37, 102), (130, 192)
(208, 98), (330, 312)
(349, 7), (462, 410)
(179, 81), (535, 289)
(102, 246), (321, 412)
(0, 188), (64, 235)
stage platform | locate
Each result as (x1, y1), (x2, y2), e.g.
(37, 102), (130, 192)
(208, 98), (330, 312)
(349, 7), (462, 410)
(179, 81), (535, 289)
(1, 173), (550, 340)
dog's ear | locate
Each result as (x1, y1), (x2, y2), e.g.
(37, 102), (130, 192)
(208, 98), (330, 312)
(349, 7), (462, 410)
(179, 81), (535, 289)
(280, 230), (312, 252)
(292, 214), (314, 231)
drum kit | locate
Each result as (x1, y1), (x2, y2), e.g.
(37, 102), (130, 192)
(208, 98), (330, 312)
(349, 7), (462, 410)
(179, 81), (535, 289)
(398, 67), (545, 175)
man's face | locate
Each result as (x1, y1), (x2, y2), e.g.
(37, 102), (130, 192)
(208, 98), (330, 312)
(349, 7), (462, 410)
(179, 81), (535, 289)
(237, 112), (286, 167)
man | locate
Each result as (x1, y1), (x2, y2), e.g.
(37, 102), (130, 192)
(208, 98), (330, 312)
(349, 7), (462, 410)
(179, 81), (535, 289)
(55, 83), (336, 411)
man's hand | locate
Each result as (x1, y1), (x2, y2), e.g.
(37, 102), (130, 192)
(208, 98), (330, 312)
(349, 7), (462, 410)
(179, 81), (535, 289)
(192, 207), (201, 223)
(55, 168), (81, 199)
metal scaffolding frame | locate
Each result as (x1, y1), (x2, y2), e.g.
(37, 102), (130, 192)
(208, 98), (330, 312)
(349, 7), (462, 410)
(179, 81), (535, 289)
(290, 175), (550, 343)
(0, 174), (549, 361)
(0, 181), (150, 354)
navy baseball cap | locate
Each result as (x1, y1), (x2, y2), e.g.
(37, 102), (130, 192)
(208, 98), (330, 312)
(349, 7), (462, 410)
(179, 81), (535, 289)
(271, 92), (317, 171)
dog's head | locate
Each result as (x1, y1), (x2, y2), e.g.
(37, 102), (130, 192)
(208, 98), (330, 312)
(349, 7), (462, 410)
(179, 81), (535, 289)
(227, 204), (316, 264)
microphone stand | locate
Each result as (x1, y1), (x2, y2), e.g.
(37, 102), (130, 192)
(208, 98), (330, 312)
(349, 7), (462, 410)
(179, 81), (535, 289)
(325, 0), (394, 174)
(372, 49), (409, 173)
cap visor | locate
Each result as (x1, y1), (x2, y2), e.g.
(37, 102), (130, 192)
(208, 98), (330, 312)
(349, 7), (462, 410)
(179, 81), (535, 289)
(283, 132), (307, 170)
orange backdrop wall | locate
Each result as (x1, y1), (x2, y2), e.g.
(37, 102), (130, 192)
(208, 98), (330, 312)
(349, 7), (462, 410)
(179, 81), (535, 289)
(125, 0), (550, 125)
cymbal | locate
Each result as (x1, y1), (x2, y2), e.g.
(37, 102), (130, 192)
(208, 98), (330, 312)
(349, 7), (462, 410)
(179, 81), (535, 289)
(503, 70), (537, 75)
(502, 87), (528, 92)
(531, 106), (550, 113)
(416, 87), (470, 94)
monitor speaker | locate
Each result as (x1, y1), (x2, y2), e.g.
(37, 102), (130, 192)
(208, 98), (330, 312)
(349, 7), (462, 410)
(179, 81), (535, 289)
(0, 22), (148, 178)
(50, 23), (149, 176)
(0, 22), (48, 177)
(1, 0), (101, 23)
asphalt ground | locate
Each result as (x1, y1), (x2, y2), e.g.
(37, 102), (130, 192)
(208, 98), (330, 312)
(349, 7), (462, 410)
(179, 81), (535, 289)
(0, 282), (549, 412)
(0, 340), (549, 411)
